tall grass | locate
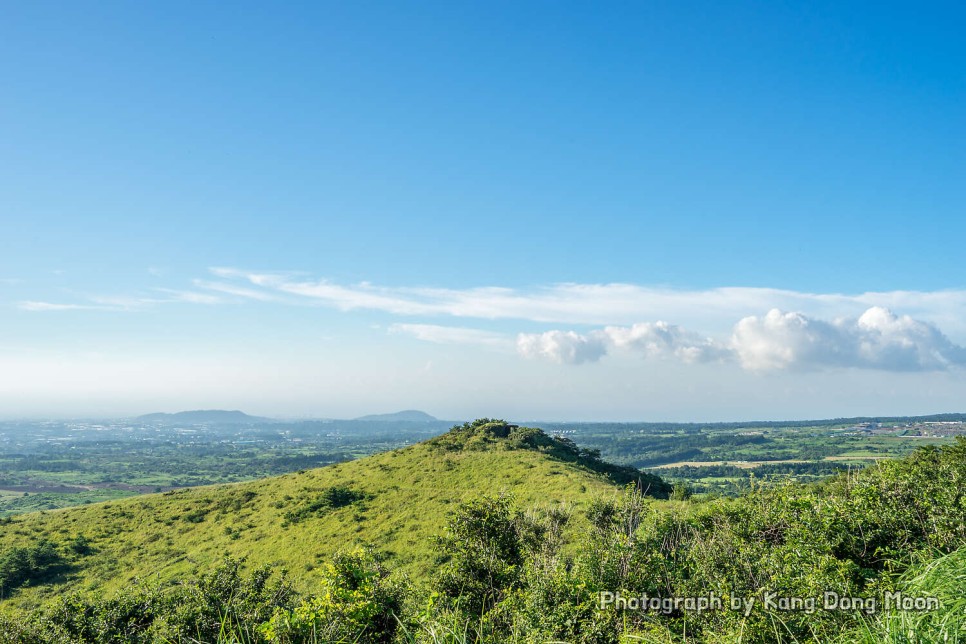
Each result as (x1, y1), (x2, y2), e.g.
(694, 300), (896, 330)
(841, 547), (966, 643)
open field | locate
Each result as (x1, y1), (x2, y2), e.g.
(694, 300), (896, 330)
(652, 459), (809, 469)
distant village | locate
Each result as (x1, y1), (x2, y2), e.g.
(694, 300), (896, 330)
(842, 421), (966, 438)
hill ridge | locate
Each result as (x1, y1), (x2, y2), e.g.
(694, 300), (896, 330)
(136, 410), (272, 424)
(0, 419), (666, 610)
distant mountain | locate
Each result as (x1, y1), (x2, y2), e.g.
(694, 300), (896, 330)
(136, 410), (273, 424)
(354, 410), (438, 422)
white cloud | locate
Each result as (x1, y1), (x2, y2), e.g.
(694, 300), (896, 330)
(390, 324), (512, 349)
(518, 307), (966, 373)
(603, 321), (730, 363)
(731, 310), (847, 371)
(205, 269), (966, 339)
(516, 322), (727, 366)
(517, 330), (608, 365)
(18, 297), (153, 312)
(854, 307), (964, 370)
(732, 307), (966, 372)
(153, 289), (224, 305)
(18, 267), (966, 375)
(17, 301), (108, 312)
(201, 269), (966, 373)
(192, 279), (282, 302)
(19, 291), (222, 312)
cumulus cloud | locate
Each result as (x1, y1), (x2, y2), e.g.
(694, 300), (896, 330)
(517, 330), (609, 365)
(518, 308), (966, 373)
(731, 310), (849, 371)
(603, 322), (730, 363)
(732, 307), (966, 372)
(517, 322), (727, 366)
(854, 307), (966, 370)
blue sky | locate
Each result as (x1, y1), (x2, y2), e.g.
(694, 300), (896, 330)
(2, 1), (964, 420)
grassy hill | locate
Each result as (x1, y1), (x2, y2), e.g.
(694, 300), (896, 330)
(0, 420), (667, 612)
(2, 424), (966, 642)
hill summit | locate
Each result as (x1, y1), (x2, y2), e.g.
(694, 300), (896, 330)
(429, 418), (671, 496)
(0, 418), (669, 609)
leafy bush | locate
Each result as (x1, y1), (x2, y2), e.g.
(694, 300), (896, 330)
(0, 540), (67, 597)
(0, 556), (297, 643)
(283, 486), (368, 524)
(434, 495), (533, 616)
(259, 548), (404, 643)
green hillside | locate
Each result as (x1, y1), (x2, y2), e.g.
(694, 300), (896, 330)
(0, 420), (667, 613)
(2, 425), (966, 642)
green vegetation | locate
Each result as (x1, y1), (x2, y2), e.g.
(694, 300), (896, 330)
(0, 419), (451, 516)
(0, 420), (630, 611)
(1, 421), (965, 642)
(551, 418), (964, 496)
(427, 419), (671, 495)
(3, 415), (960, 517)
(0, 540), (68, 600)
(281, 486), (368, 525)
(841, 546), (966, 643)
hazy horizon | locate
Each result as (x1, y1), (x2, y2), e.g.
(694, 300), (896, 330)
(4, 407), (966, 426)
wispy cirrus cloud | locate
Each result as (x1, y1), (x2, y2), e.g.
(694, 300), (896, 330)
(18, 289), (223, 312)
(17, 267), (966, 374)
(390, 323), (513, 349)
(154, 289), (224, 305)
(17, 301), (113, 312)
(198, 268), (966, 335)
(193, 268), (966, 372)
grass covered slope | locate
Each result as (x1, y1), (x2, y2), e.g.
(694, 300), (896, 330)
(3, 428), (966, 641)
(0, 420), (665, 611)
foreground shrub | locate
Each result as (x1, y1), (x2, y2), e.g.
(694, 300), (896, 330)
(0, 556), (296, 643)
(259, 548), (404, 643)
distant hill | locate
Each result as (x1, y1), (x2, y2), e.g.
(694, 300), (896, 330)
(0, 420), (668, 609)
(354, 409), (438, 422)
(136, 410), (273, 424)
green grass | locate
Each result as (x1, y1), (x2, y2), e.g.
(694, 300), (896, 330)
(0, 433), (630, 614)
(840, 547), (966, 643)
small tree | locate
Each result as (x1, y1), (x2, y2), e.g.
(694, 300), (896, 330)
(434, 495), (531, 615)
